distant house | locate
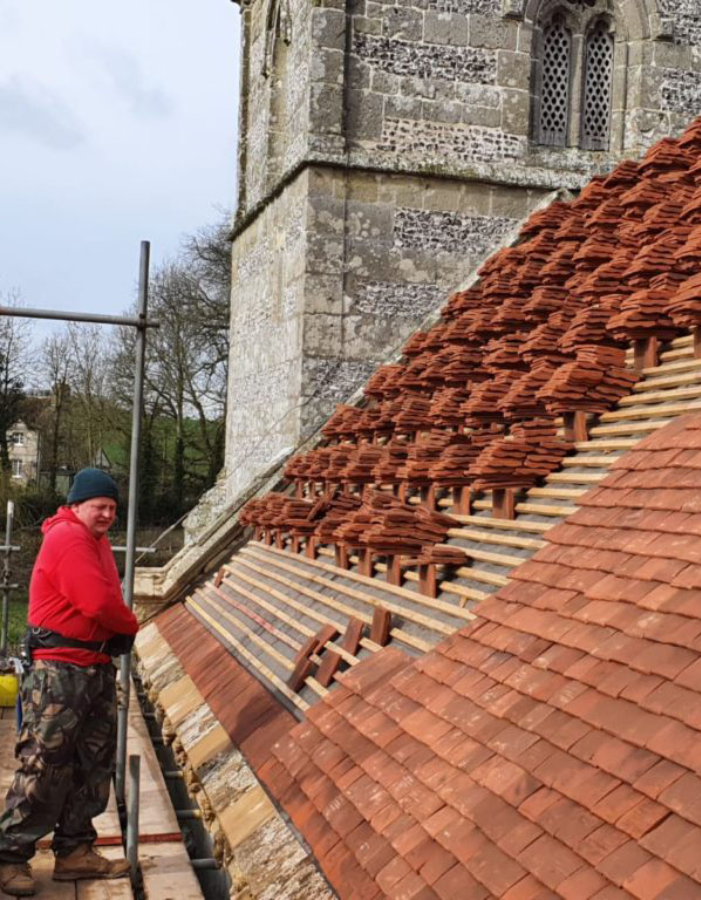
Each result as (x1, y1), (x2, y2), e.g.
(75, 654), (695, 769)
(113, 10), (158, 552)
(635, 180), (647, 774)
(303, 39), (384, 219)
(7, 421), (40, 485)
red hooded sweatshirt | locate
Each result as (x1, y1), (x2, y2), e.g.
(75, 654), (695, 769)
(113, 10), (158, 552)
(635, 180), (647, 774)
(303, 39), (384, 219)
(28, 506), (139, 666)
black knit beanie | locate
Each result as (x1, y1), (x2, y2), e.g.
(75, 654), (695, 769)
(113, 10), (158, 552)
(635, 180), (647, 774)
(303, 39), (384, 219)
(67, 468), (119, 505)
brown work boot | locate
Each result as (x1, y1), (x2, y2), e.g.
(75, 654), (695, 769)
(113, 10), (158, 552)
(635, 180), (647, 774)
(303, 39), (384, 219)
(0, 862), (35, 896)
(53, 844), (130, 881)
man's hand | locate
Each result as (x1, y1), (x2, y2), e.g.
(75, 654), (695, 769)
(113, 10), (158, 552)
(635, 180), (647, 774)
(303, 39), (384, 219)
(105, 634), (136, 657)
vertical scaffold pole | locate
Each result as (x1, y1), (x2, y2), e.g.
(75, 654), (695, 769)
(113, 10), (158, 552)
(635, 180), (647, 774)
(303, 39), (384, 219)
(116, 241), (150, 805)
(126, 754), (141, 881)
(1, 501), (14, 654)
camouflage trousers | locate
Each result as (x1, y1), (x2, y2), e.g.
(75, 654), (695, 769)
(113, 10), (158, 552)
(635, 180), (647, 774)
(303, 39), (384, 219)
(0, 659), (117, 862)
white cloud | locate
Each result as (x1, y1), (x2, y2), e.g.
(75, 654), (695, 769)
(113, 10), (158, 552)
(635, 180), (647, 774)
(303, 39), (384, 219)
(76, 39), (174, 120)
(0, 75), (85, 149)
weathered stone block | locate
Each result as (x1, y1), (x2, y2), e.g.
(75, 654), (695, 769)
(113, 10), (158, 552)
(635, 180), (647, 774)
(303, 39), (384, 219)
(371, 69), (402, 94)
(386, 94), (423, 120)
(306, 232), (345, 273)
(308, 196), (346, 234)
(424, 10), (469, 46)
(352, 14), (382, 35)
(347, 200), (395, 239)
(501, 87), (530, 134)
(303, 313), (344, 355)
(462, 103), (502, 128)
(347, 88), (385, 140)
(310, 82), (344, 133)
(305, 273), (344, 315)
(348, 55), (372, 90)
(470, 14), (517, 51)
(312, 7), (346, 50)
(310, 47), (345, 85)
(496, 49), (530, 89)
(348, 173), (380, 202)
(423, 98), (464, 124)
(383, 6), (424, 41)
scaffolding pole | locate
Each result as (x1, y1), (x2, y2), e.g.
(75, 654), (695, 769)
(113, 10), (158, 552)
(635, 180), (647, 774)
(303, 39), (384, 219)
(116, 240), (150, 804)
(1, 501), (16, 654)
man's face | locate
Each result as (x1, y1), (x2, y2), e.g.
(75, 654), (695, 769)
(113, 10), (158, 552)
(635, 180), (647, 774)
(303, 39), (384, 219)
(72, 497), (117, 538)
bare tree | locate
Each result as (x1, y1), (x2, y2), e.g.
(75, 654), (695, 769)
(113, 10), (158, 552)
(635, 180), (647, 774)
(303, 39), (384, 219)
(0, 291), (31, 489)
(39, 329), (74, 490)
(181, 211), (232, 374)
(65, 323), (111, 468)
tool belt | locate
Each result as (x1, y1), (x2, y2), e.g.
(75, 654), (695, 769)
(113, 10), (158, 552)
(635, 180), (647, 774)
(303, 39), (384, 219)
(23, 626), (133, 662)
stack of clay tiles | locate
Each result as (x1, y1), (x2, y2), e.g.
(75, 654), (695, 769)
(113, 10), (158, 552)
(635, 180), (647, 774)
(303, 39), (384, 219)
(258, 414), (701, 900)
(242, 115), (701, 564)
(332, 489), (458, 558)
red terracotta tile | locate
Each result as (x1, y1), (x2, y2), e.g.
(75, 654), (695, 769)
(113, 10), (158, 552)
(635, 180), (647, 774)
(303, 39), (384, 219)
(557, 867), (608, 900)
(433, 864), (490, 900)
(517, 833), (583, 890)
(597, 840), (652, 888)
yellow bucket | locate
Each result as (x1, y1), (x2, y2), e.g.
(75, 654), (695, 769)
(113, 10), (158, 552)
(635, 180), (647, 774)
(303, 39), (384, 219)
(0, 673), (19, 708)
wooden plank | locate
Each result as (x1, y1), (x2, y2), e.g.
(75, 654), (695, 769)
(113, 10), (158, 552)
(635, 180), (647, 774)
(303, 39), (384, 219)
(512, 502), (573, 518)
(641, 357), (701, 377)
(445, 544), (523, 568)
(186, 597), (309, 712)
(138, 842), (203, 900)
(449, 514), (553, 534)
(244, 547), (453, 640)
(588, 420), (671, 436)
(600, 401), (701, 422)
(194, 589), (295, 672)
(247, 543), (475, 624)
(669, 333), (693, 348)
(573, 439), (637, 451)
(238, 552), (434, 651)
(545, 472), (605, 484)
(625, 385), (701, 404)
(560, 456), (616, 467)
(193, 590), (329, 699)
(526, 487), (586, 500)
(455, 566), (509, 587)
(659, 346), (693, 362)
(439, 582), (486, 605)
(226, 563), (380, 658)
(254, 541), (473, 614)
(633, 373), (701, 393)
(446, 528), (546, 550)
(125, 700), (180, 839)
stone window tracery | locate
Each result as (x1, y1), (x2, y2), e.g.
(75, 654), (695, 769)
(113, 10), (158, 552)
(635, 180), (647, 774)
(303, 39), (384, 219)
(532, 0), (617, 152)
(538, 17), (572, 146)
(581, 18), (614, 150)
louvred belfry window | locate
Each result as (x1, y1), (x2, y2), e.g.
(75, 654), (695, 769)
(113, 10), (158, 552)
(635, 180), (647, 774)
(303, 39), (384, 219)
(581, 19), (614, 151)
(538, 17), (572, 147)
(533, 3), (616, 153)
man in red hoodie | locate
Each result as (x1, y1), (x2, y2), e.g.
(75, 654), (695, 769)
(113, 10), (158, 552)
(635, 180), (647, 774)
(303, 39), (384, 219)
(0, 469), (139, 896)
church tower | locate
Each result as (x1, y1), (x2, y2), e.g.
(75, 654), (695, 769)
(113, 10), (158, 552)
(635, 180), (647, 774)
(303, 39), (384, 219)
(213, 0), (701, 519)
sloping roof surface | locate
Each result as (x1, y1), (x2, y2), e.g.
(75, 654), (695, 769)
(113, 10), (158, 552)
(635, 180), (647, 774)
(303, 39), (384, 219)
(254, 415), (701, 900)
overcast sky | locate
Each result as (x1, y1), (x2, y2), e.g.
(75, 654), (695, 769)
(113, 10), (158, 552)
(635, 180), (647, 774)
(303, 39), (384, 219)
(0, 0), (241, 337)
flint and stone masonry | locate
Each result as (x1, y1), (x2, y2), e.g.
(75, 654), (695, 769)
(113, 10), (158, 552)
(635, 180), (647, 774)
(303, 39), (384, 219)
(184, 0), (701, 538)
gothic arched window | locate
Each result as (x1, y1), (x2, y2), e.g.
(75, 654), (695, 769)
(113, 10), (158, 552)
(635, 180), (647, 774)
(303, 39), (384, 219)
(532, 1), (616, 152)
(538, 16), (572, 146)
(581, 19), (614, 150)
